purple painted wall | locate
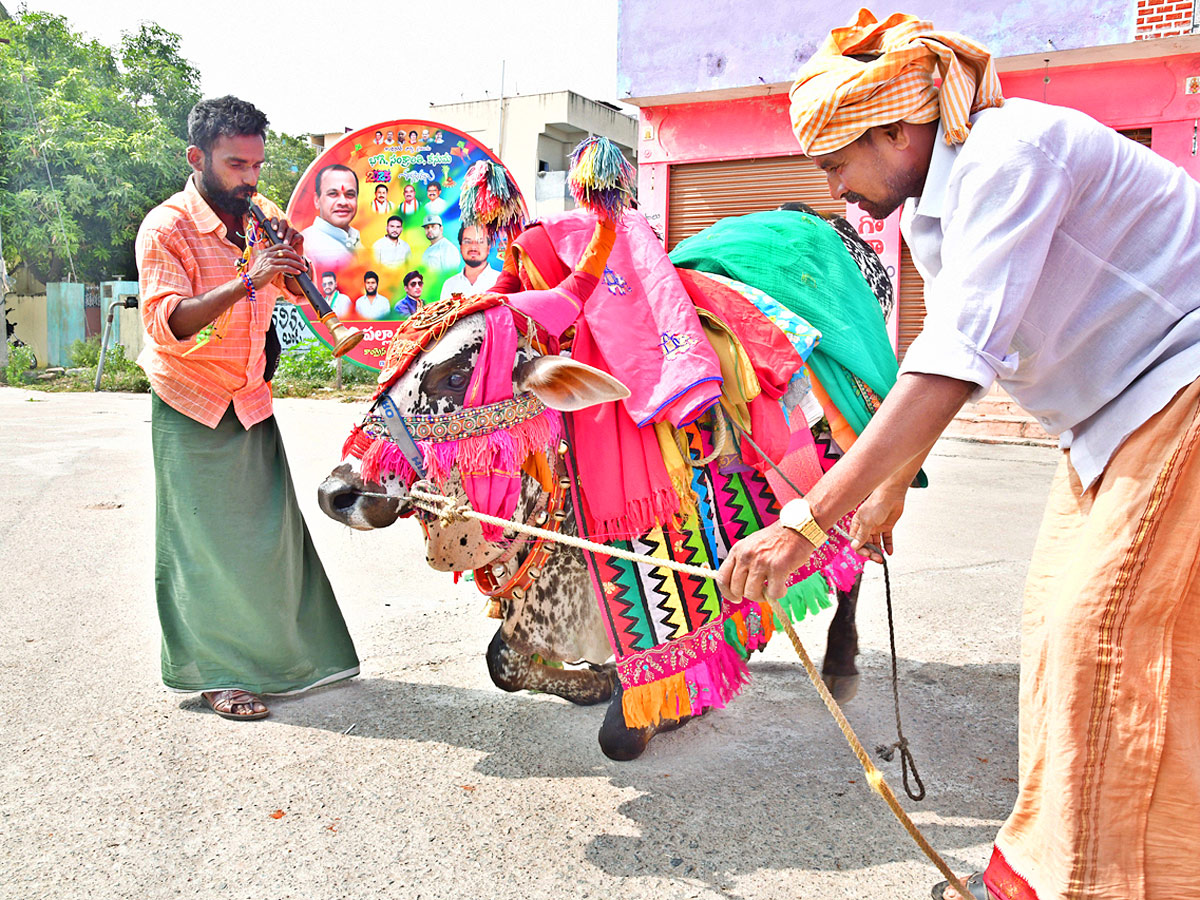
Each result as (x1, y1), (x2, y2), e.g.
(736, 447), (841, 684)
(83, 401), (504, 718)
(618, 0), (1137, 100)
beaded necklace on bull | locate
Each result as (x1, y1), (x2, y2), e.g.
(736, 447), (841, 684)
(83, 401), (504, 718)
(342, 142), (976, 900)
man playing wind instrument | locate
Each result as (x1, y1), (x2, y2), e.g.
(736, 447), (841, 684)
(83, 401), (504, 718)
(137, 96), (359, 721)
(717, 10), (1200, 899)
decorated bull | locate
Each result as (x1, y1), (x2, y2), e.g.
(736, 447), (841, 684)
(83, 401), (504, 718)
(318, 143), (904, 760)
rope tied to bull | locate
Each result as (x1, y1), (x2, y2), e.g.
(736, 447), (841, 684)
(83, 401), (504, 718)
(720, 406), (926, 803)
(375, 475), (968, 900)
(874, 555), (926, 802)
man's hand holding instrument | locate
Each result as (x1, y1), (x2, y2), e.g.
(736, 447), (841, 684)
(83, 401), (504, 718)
(248, 202), (364, 357)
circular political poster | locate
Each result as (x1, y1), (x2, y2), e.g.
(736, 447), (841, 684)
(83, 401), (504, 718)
(284, 120), (520, 371)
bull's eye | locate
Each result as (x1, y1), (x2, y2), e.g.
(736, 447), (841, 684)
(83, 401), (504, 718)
(446, 371), (469, 391)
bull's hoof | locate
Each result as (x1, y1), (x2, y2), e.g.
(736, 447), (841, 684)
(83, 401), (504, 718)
(821, 672), (861, 704)
(597, 686), (653, 761)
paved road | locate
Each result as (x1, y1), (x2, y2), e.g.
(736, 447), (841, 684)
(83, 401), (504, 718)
(0, 386), (1059, 900)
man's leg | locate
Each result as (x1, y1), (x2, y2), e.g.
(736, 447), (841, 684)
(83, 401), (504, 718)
(986, 379), (1200, 900)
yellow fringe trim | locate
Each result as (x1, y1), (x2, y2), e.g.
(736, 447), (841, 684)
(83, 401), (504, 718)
(621, 672), (693, 728)
(654, 422), (697, 517)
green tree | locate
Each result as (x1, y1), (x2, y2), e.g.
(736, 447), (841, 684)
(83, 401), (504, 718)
(119, 23), (200, 142)
(258, 130), (319, 212)
(0, 12), (197, 283)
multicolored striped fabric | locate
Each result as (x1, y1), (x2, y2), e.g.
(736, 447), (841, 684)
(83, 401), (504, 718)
(571, 415), (862, 727)
(789, 9), (1004, 155)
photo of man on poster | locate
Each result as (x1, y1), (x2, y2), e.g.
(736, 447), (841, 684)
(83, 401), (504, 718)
(300, 164), (361, 267)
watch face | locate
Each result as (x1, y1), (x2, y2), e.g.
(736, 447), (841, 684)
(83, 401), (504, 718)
(781, 499), (809, 527)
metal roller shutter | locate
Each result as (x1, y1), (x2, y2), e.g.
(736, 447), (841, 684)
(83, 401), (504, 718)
(666, 156), (842, 250)
(897, 241), (925, 362)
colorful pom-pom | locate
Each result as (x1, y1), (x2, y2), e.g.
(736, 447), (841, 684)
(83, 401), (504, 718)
(568, 136), (637, 222)
(460, 160), (527, 245)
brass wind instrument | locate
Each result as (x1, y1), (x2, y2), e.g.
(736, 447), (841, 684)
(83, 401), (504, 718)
(248, 203), (364, 357)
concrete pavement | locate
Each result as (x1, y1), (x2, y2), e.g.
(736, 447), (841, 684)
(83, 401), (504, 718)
(0, 386), (1059, 900)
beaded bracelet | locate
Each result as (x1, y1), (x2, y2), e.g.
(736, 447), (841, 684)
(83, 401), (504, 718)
(240, 270), (256, 304)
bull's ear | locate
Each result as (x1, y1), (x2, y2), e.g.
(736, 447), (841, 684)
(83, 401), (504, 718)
(514, 356), (630, 411)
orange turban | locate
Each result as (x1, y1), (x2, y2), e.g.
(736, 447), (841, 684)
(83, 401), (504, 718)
(789, 8), (1004, 156)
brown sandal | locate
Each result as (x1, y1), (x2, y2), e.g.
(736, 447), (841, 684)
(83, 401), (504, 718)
(203, 689), (269, 720)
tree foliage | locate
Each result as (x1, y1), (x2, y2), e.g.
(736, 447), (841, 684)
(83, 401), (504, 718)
(0, 12), (319, 284)
(260, 131), (320, 213)
(0, 12), (197, 283)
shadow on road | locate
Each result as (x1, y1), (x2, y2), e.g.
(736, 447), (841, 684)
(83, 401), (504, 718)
(257, 648), (1019, 888)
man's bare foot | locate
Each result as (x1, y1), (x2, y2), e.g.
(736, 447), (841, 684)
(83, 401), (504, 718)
(203, 689), (269, 720)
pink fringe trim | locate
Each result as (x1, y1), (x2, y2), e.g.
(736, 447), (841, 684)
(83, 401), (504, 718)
(588, 487), (683, 541)
(684, 639), (751, 716)
(355, 408), (561, 493)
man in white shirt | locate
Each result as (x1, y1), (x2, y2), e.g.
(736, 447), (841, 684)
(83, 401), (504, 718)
(353, 271), (391, 320)
(372, 215), (412, 268)
(399, 184), (419, 216)
(420, 214), (461, 272)
(439, 224), (499, 301)
(301, 164), (361, 268)
(720, 13), (1200, 900)
(322, 271), (352, 321)
(371, 184), (391, 215)
(425, 181), (449, 217)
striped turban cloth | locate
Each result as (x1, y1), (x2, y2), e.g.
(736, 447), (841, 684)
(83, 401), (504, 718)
(789, 9), (1004, 156)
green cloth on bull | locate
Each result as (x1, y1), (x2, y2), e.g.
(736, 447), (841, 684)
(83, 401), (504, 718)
(669, 209), (898, 437)
(151, 393), (359, 694)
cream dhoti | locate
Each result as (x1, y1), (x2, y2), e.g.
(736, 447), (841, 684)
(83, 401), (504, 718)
(986, 377), (1200, 900)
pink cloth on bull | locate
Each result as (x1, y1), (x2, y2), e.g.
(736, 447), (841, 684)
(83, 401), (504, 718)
(461, 306), (522, 541)
(569, 314), (682, 539)
(538, 209), (723, 427)
(506, 283), (589, 339)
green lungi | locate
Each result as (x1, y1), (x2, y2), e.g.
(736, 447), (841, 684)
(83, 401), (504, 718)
(151, 393), (359, 694)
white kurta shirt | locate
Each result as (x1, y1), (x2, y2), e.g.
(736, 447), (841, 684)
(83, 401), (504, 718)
(900, 98), (1200, 488)
(439, 264), (500, 301)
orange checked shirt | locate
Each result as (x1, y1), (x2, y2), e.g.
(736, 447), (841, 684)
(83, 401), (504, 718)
(136, 176), (301, 429)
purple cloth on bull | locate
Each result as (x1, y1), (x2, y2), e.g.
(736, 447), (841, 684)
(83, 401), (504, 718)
(539, 210), (723, 427)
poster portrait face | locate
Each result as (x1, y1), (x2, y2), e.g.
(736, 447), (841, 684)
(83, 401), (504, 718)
(314, 166), (359, 229)
(285, 119), (521, 371)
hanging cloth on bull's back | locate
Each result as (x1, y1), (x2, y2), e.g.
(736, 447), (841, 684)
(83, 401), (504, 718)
(539, 209), (724, 428)
(669, 209), (898, 438)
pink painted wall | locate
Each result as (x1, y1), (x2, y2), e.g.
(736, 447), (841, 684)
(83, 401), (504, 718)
(1002, 54), (1200, 179)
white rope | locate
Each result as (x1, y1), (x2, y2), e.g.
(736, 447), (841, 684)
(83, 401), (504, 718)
(389, 483), (858, 577)
(404, 487), (718, 578)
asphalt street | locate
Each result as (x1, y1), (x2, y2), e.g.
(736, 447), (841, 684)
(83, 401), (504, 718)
(0, 386), (1060, 900)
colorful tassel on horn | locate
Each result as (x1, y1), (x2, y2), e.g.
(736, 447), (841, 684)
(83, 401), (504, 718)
(567, 136), (637, 222)
(460, 159), (527, 245)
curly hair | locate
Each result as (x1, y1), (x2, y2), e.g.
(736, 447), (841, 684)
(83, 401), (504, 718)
(187, 96), (269, 154)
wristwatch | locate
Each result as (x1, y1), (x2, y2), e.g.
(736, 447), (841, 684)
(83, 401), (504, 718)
(778, 498), (829, 549)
